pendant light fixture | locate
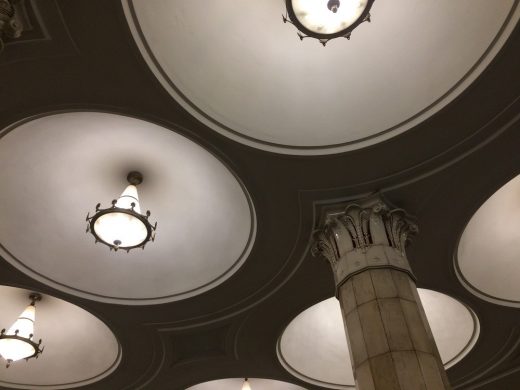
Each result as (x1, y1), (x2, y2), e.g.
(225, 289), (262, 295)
(86, 171), (157, 252)
(283, 0), (374, 46)
(242, 378), (251, 390)
(0, 293), (44, 367)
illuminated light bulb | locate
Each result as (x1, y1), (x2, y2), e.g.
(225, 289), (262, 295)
(283, 0), (374, 45)
(242, 378), (251, 390)
(86, 171), (157, 252)
(292, 0), (368, 34)
(0, 294), (44, 367)
(93, 184), (148, 248)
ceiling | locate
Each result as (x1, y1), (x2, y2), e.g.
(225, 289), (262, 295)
(0, 112), (255, 305)
(0, 0), (519, 389)
(125, 0), (519, 154)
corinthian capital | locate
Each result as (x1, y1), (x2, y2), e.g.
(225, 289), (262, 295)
(0, 0), (23, 52)
(312, 195), (418, 290)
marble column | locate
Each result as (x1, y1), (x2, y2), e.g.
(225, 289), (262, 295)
(312, 196), (451, 390)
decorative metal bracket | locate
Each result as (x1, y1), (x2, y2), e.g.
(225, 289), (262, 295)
(283, 12), (371, 46)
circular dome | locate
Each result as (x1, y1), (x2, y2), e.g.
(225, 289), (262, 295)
(0, 112), (256, 305)
(123, 0), (520, 155)
(187, 378), (306, 390)
(0, 286), (120, 389)
(278, 289), (479, 389)
(457, 174), (520, 306)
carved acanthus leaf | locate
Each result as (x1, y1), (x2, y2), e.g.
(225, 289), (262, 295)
(0, 0), (24, 52)
(311, 228), (339, 266)
(385, 209), (418, 252)
(314, 197), (418, 258)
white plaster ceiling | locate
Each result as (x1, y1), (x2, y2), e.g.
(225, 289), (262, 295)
(123, 0), (520, 155)
(0, 286), (120, 389)
(457, 175), (520, 306)
(0, 112), (255, 305)
(278, 289), (479, 389)
(187, 378), (307, 390)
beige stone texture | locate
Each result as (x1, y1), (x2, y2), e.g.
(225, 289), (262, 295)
(337, 269), (451, 390)
(369, 353), (401, 390)
(356, 360), (376, 390)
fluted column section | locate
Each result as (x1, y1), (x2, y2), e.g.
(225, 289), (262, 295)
(312, 196), (451, 390)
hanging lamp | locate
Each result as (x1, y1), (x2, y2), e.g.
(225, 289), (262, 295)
(86, 171), (157, 252)
(0, 293), (44, 367)
(283, 0), (375, 46)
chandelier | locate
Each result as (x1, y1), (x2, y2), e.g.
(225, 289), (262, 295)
(0, 293), (44, 367)
(86, 171), (157, 252)
(283, 0), (375, 46)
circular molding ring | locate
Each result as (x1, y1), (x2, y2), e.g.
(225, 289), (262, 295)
(455, 174), (520, 307)
(277, 291), (480, 389)
(454, 260), (520, 308)
(0, 110), (257, 305)
(122, 0), (520, 155)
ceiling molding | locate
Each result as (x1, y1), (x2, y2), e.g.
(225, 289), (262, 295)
(122, 0), (520, 155)
(0, 110), (257, 305)
(452, 328), (520, 389)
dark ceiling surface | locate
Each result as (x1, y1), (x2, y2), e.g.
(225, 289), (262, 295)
(0, 1), (519, 389)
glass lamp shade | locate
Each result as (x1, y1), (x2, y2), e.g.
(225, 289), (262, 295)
(86, 175), (157, 252)
(92, 185), (149, 248)
(242, 379), (252, 390)
(291, 0), (369, 34)
(0, 305), (37, 362)
(284, 0), (374, 44)
(113, 184), (142, 212)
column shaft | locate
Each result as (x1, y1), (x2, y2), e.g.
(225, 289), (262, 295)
(312, 196), (451, 390)
(338, 268), (450, 390)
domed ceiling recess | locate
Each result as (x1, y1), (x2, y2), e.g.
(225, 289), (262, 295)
(123, 0), (520, 155)
(0, 286), (120, 389)
(0, 112), (255, 305)
(457, 174), (520, 307)
(186, 378), (306, 390)
(278, 289), (479, 389)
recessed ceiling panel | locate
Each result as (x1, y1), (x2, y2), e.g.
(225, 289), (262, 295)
(278, 289), (479, 389)
(0, 112), (256, 305)
(124, 0), (519, 154)
(187, 378), (306, 390)
(0, 286), (120, 389)
(457, 175), (520, 306)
